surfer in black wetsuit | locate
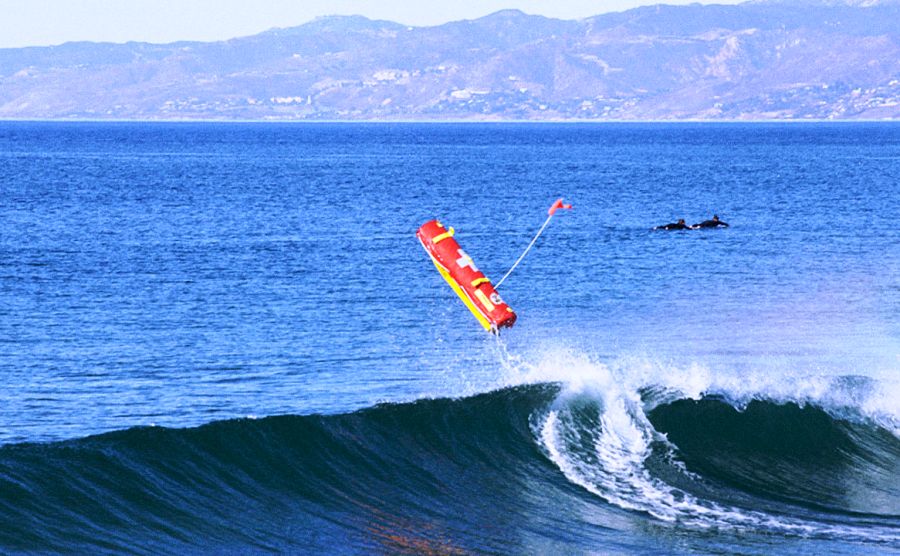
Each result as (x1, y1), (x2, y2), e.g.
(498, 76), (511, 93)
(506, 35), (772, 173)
(693, 215), (729, 228)
(654, 218), (694, 231)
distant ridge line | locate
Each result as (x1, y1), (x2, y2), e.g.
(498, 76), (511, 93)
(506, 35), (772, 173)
(1, 3), (899, 121)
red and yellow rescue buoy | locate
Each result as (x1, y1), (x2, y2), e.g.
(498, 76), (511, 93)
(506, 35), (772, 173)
(417, 220), (517, 332)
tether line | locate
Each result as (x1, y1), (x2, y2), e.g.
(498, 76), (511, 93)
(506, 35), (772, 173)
(495, 212), (555, 289)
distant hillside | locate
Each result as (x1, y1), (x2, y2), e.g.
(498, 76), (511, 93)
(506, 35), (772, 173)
(2, 1), (900, 120)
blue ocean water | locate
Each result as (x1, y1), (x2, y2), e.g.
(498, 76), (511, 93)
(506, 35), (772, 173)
(0, 121), (898, 554)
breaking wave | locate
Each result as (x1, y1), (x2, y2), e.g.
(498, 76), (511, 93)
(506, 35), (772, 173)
(0, 347), (897, 554)
(530, 351), (899, 539)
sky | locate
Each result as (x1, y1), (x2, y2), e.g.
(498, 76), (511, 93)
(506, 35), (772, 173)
(0, 0), (747, 49)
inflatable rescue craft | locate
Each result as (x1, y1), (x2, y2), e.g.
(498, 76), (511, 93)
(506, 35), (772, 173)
(417, 220), (516, 332)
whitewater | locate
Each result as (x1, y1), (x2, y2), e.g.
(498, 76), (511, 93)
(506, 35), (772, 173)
(496, 341), (899, 540)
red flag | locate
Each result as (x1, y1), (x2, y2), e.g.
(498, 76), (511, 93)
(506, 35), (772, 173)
(548, 198), (573, 216)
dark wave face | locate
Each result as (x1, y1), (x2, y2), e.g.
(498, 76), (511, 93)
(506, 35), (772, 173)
(649, 398), (900, 517)
(0, 384), (897, 555)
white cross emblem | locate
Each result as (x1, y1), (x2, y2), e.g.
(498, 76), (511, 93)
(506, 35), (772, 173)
(456, 249), (479, 272)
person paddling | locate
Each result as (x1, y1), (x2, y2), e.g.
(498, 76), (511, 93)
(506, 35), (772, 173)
(693, 215), (729, 228)
(654, 218), (694, 231)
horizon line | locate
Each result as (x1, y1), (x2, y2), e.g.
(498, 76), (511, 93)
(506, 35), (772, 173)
(0, 1), (859, 50)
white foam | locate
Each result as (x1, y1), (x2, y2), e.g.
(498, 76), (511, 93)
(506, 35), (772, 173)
(493, 341), (900, 437)
(492, 342), (900, 539)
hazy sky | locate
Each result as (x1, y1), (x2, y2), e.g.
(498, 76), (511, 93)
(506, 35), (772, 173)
(0, 0), (746, 48)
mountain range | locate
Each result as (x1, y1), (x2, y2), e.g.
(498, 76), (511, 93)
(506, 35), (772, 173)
(2, 0), (900, 120)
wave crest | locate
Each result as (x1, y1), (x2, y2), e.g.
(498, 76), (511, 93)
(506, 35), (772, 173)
(1, 345), (898, 553)
(512, 347), (899, 540)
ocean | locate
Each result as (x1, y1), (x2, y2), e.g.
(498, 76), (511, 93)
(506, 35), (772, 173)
(0, 121), (898, 554)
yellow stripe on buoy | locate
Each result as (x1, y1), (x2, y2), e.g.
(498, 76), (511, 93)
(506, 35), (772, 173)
(426, 253), (492, 331)
(432, 227), (455, 244)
